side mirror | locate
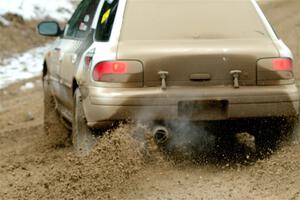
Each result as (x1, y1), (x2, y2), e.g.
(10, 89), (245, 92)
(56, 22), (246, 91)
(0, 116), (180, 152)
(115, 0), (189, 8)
(37, 21), (62, 37)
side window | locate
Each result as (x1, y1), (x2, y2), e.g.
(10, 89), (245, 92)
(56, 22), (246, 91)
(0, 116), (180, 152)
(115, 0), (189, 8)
(66, 1), (85, 37)
(66, 0), (100, 38)
(95, 0), (119, 42)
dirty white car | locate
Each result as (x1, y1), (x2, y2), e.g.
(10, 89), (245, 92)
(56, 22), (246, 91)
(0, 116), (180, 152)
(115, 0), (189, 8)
(38, 0), (299, 154)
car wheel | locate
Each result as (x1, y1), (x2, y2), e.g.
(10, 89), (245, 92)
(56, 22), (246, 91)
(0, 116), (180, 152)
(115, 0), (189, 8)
(43, 75), (70, 145)
(72, 88), (96, 155)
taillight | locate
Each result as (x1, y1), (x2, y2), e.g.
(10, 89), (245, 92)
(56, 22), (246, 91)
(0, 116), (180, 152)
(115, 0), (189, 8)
(257, 58), (294, 85)
(272, 58), (293, 71)
(93, 61), (128, 81)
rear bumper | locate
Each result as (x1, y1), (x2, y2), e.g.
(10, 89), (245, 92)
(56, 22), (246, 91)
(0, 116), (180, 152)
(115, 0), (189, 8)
(82, 85), (300, 127)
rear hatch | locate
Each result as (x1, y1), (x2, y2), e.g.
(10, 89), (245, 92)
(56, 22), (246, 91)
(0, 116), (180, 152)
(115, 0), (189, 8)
(117, 39), (278, 86)
(117, 0), (279, 87)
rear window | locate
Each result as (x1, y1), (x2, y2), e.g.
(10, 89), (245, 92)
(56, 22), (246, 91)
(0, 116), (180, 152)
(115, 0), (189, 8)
(120, 0), (270, 40)
(96, 0), (119, 41)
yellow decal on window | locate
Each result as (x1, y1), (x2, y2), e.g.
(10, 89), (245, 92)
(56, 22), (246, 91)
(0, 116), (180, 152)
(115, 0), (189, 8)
(101, 9), (111, 24)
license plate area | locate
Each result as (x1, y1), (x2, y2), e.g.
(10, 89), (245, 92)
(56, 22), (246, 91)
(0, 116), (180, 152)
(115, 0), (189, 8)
(178, 100), (228, 120)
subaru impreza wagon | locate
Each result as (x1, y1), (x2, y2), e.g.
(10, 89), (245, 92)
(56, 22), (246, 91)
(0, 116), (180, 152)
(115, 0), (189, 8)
(38, 0), (299, 153)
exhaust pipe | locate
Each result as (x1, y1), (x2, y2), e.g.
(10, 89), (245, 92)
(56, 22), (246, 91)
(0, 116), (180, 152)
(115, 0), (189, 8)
(153, 126), (170, 145)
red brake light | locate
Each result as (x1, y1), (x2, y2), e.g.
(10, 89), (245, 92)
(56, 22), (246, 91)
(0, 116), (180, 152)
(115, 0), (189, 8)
(93, 61), (128, 81)
(272, 58), (293, 71)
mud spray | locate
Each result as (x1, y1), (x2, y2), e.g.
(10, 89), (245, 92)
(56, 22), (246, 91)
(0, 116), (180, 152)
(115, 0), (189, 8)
(6, 115), (299, 199)
(13, 98), (296, 200)
(8, 124), (145, 199)
(13, 118), (219, 199)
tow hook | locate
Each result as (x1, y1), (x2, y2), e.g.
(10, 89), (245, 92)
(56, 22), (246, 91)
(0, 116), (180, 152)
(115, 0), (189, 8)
(158, 71), (169, 90)
(230, 70), (242, 89)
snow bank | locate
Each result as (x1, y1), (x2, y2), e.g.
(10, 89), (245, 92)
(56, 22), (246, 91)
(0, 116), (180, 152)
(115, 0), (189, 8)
(0, 0), (76, 21)
(0, 44), (53, 89)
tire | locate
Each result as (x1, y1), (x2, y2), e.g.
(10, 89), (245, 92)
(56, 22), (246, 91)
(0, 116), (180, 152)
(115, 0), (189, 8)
(72, 88), (96, 155)
(43, 75), (70, 147)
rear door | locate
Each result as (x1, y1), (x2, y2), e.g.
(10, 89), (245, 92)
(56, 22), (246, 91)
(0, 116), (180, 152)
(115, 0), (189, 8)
(57, 0), (100, 109)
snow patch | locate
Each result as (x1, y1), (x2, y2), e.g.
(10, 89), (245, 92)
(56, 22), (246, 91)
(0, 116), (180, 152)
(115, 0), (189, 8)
(0, 16), (10, 26)
(0, 0), (76, 21)
(0, 43), (53, 89)
(20, 82), (35, 91)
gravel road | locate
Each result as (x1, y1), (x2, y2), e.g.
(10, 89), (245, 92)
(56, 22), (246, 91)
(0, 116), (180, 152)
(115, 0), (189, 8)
(0, 1), (300, 199)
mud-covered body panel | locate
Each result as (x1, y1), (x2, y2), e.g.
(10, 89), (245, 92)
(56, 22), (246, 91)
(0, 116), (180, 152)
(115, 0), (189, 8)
(83, 84), (299, 125)
(117, 39), (279, 87)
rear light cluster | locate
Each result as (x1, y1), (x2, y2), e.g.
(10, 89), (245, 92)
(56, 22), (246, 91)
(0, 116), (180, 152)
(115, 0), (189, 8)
(257, 58), (294, 85)
(92, 60), (143, 84)
(272, 58), (293, 71)
(93, 61), (128, 81)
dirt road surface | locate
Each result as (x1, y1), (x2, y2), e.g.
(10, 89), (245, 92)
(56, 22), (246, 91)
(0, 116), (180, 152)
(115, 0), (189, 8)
(1, 1), (300, 199)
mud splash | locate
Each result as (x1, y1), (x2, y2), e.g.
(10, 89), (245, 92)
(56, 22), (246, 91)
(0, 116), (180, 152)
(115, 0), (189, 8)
(47, 124), (148, 199)
(7, 124), (167, 200)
